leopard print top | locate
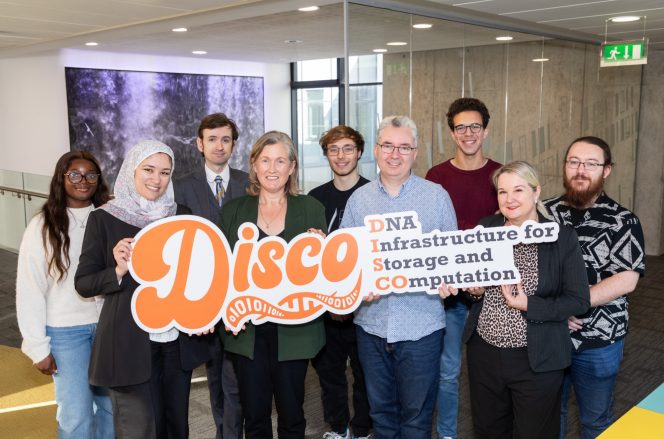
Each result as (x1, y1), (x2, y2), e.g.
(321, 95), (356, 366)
(477, 243), (539, 348)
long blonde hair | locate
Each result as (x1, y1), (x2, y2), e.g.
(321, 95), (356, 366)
(247, 131), (299, 196)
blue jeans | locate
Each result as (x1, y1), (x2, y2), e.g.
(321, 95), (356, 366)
(437, 300), (468, 439)
(356, 326), (443, 439)
(47, 324), (114, 439)
(559, 339), (624, 439)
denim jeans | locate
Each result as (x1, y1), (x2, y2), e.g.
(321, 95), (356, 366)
(356, 326), (443, 439)
(559, 339), (624, 439)
(47, 324), (114, 439)
(437, 300), (468, 439)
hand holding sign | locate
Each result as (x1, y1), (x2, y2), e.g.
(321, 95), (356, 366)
(128, 212), (558, 333)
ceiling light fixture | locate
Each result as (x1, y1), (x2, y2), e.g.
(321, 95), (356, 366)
(85, 42), (98, 46)
(496, 36), (513, 41)
(532, 58), (549, 62)
(284, 39), (303, 44)
(172, 27), (188, 32)
(192, 50), (207, 55)
(413, 23), (432, 29)
(298, 6), (319, 12)
(373, 48), (388, 53)
(609, 16), (640, 23)
(386, 41), (407, 46)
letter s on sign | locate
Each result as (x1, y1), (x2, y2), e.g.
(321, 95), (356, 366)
(130, 216), (230, 333)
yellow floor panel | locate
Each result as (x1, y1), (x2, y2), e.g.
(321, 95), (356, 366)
(599, 406), (664, 439)
(0, 345), (54, 408)
(0, 405), (56, 438)
(0, 345), (56, 438)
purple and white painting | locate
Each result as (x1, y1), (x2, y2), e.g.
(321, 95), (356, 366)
(65, 67), (264, 187)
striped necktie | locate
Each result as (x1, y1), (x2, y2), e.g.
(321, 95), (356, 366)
(214, 175), (225, 207)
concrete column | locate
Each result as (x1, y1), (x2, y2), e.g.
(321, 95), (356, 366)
(634, 50), (664, 255)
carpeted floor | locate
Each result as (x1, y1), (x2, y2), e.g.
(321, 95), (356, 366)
(1, 248), (663, 438)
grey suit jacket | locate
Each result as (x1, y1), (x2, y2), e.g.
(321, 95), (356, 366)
(174, 166), (249, 224)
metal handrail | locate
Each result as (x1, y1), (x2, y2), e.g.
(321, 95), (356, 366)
(0, 185), (47, 201)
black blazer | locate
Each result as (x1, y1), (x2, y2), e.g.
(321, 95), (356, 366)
(462, 213), (590, 372)
(75, 205), (210, 387)
(174, 166), (249, 224)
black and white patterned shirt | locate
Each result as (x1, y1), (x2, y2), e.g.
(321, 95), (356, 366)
(545, 193), (645, 351)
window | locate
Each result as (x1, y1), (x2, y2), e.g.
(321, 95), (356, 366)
(292, 56), (382, 192)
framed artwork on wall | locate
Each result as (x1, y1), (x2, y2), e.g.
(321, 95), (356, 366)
(65, 67), (264, 187)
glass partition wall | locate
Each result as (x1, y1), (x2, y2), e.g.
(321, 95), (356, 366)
(346, 1), (642, 206)
(0, 0), (644, 250)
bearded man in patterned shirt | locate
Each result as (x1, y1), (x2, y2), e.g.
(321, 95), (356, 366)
(545, 136), (645, 439)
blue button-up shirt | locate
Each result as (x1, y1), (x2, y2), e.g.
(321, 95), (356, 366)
(340, 173), (457, 342)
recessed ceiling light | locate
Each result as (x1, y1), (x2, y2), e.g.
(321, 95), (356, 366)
(609, 16), (640, 23)
(284, 39), (303, 44)
(298, 6), (319, 12)
(192, 50), (207, 55)
(496, 36), (513, 41)
(85, 42), (98, 46)
(413, 23), (432, 29)
(386, 41), (407, 46)
(532, 58), (549, 62)
(172, 27), (188, 32)
(373, 48), (388, 53)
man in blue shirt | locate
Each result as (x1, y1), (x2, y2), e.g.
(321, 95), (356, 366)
(341, 116), (457, 439)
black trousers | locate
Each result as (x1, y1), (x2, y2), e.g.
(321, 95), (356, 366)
(109, 340), (192, 439)
(233, 323), (309, 439)
(205, 335), (243, 439)
(467, 333), (563, 439)
(109, 382), (156, 439)
(312, 316), (371, 436)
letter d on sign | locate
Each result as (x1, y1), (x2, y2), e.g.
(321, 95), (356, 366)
(130, 216), (230, 333)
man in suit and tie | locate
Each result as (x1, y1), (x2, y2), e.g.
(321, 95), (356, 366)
(174, 112), (249, 439)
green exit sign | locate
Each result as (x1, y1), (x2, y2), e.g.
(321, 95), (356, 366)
(601, 40), (648, 67)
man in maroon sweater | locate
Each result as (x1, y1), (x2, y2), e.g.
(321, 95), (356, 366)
(425, 97), (501, 439)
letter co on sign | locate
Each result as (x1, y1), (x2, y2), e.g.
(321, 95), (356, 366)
(129, 212), (558, 333)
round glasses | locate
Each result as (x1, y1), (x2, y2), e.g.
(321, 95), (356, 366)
(64, 171), (100, 184)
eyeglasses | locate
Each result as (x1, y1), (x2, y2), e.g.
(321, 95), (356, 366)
(565, 159), (606, 171)
(454, 123), (483, 134)
(326, 145), (356, 156)
(377, 143), (416, 155)
(64, 171), (100, 184)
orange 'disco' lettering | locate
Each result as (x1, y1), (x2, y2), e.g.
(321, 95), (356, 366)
(129, 215), (367, 334)
(129, 212), (558, 334)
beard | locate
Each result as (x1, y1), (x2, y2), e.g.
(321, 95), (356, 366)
(563, 174), (604, 208)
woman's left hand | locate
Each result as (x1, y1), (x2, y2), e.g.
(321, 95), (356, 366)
(501, 282), (528, 311)
(438, 283), (459, 299)
(307, 228), (326, 238)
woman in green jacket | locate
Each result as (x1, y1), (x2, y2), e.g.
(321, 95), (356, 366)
(219, 131), (326, 439)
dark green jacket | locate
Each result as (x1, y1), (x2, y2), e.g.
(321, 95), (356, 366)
(218, 193), (327, 361)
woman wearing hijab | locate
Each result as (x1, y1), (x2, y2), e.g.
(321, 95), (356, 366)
(219, 131), (326, 439)
(16, 151), (114, 438)
(75, 140), (209, 439)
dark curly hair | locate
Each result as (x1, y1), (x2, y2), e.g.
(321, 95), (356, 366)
(446, 98), (490, 130)
(41, 151), (110, 281)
